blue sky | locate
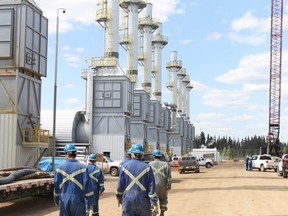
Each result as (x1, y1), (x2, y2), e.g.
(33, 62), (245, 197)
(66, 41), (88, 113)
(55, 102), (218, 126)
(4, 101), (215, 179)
(37, 0), (288, 142)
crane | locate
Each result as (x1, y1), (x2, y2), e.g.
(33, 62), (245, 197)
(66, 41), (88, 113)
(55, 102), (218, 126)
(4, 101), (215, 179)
(267, 0), (283, 156)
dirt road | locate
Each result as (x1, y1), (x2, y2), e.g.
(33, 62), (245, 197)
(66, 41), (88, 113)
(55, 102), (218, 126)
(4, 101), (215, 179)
(0, 160), (287, 216)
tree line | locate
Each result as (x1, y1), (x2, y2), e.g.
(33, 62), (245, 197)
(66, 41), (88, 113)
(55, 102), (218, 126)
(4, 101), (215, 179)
(193, 132), (288, 159)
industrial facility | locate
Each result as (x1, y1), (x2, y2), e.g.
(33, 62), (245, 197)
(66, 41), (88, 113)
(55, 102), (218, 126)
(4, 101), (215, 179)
(0, 0), (195, 168)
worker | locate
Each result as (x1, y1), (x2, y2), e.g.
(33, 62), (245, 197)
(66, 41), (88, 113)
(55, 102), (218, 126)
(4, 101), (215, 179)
(86, 153), (105, 216)
(149, 149), (172, 216)
(54, 144), (94, 216)
(245, 155), (249, 171)
(119, 148), (132, 173)
(116, 144), (158, 216)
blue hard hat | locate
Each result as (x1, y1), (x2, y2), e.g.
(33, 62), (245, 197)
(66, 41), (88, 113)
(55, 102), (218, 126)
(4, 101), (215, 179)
(64, 144), (77, 153)
(88, 153), (97, 161)
(127, 148), (132, 155)
(153, 149), (162, 157)
(131, 144), (144, 154)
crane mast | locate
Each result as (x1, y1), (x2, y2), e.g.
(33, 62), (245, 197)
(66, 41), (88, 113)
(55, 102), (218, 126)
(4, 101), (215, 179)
(268, 0), (283, 156)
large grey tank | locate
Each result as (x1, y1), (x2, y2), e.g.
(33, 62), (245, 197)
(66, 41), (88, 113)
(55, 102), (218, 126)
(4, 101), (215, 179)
(0, 0), (48, 168)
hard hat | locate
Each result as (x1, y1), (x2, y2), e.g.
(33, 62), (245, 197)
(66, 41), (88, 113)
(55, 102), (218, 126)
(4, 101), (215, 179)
(88, 153), (97, 161)
(131, 144), (143, 154)
(153, 149), (162, 157)
(127, 148), (132, 155)
(64, 144), (77, 153)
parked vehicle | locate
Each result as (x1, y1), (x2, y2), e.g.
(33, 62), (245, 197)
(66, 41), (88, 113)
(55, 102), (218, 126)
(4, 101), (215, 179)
(251, 154), (279, 172)
(170, 155), (180, 167)
(95, 155), (121, 177)
(178, 156), (200, 174)
(276, 154), (288, 178)
(143, 152), (170, 164)
(197, 156), (213, 168)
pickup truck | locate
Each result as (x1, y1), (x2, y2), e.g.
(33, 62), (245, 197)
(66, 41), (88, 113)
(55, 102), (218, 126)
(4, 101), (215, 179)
(251, 154), (279, 172)
(276, 154), (288, 178)
(197, 156), (213, 168)
(95, 155), (121, 177)
(178, 156), (200, 174)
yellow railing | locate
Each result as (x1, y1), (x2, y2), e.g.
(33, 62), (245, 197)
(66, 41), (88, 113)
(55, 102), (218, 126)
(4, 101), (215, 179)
(22, 128), (50, 147)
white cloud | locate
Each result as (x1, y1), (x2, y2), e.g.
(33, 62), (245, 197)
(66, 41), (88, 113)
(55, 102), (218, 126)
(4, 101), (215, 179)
(179, 39), (192, 45)
(229, 114), (256, 121)
(64, 84), (76, 88)
(246, 104), (267, 111)
(243, 83), (268, 92)
(190, 81), (209, 92)
(205, 32), (223, 41)
(62, 46), (70, 51)
(76, 47), (85, 53)
(227, 32), (266, 45)
(202, 89), (249, 108)
(228, 11), (269, 45)
(148, 0), (184, 22)
(231, 12), (269, 33)
(216, 52), (269, 84)
(63, 98), (80, 104)
(193, 113), (225, 120)
(63, 53), (82, 67)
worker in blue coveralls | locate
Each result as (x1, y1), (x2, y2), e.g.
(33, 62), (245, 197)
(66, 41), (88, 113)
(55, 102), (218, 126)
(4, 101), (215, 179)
(116, 144), (158, 216)
(118, 148), (132, 173)
(86, 153), (105, 216)
(149, 149), (172, 216)
(54, 144), (94, 216)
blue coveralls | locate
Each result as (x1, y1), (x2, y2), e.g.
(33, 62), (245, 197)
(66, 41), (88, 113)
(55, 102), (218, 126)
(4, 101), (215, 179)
(116, 159), (157, 216)
(119, 157), (132, 174)
(86, 163), (105, 216)
(54, 159), (94, 216)
(149, 159), (172, 215)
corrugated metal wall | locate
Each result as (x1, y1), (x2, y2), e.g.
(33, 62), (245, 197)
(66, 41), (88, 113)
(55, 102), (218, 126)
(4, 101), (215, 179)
(40, 110), (77, 142)
(93, 135), (125, 161)
(0, 114), (17, 169)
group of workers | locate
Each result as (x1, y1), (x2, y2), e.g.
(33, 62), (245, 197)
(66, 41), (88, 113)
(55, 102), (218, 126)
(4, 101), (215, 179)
(53, 143), (172, 216)
(54, 144), (105, 216)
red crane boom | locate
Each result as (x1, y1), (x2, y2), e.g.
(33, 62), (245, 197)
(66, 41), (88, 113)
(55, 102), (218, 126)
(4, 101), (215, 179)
(268, 0), (283, 156)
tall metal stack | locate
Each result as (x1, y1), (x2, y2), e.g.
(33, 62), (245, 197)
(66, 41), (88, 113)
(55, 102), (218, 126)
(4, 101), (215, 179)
(0, 0), (48, 168)
(182, 74), (194, 152)
(151, 23), (170, 152)
(138, 3), (162, 151)
(77, 0), (134, 160)
(120, 0), (151, 151)
(166, 51), (183, 156)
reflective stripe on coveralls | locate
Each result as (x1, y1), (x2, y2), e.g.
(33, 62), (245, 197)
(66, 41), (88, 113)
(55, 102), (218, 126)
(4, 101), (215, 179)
(122, 166), (150, 191)
(54, 159), (95, 216)
(149, 159), (171, 214)
(116, 159), (157, 216)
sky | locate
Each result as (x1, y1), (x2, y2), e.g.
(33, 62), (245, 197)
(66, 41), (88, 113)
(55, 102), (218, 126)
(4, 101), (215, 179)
(36, 0), (288, 143)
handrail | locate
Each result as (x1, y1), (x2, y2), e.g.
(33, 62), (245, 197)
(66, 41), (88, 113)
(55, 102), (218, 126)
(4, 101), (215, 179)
(22, 128), (50, 146)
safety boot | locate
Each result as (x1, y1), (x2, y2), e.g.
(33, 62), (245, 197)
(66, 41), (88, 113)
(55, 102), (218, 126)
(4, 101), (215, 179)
(159, 210), (165, 216)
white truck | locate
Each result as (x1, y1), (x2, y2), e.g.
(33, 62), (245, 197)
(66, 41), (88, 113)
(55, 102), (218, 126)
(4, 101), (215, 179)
(95, 155), (121, 177)
(197, 156), (213, 168)
(251, 154), (279, 172)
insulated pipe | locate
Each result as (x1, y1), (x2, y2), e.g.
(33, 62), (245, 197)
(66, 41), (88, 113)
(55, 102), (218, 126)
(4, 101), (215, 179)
(166, 51), (182, 130)
(105, 0), (119, 59)
(177, 68), (186, 114)
(186, 76), (193, 120)
(120, 0), (147, 83)
(139, 3), (158, 93)
(152, 23), (167, 101)
(182, 74), (190, 118)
